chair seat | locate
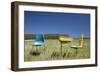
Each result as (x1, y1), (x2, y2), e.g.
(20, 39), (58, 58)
(32, 41), (44, 46)
(59, 36), (72, 43)
(71, 45), (83, 49)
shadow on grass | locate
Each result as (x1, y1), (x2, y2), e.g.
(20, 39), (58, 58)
(30, 51), (41, 56)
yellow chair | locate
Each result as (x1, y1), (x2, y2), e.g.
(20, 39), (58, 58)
(59, 36), (73, 43)
(71, 34), (84, 55)
(71, 34), (84, 49)
(59, 35), (73, 57)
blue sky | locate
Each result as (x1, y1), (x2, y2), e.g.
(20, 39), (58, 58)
(24, 11), (90, 38)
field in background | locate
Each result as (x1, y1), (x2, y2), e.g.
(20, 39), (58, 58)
(24, 37), (90, 61)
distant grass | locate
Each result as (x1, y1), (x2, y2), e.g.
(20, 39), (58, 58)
(24, 38), (90, 61)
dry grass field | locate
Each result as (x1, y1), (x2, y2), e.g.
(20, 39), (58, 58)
(24, 38), (90, 61)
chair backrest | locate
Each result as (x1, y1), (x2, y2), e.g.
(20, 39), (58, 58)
(35, 34), (44, 42)
(78, 34), (84, 47)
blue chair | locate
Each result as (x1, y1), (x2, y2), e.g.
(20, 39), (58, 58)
(32, 34), (45, 52)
